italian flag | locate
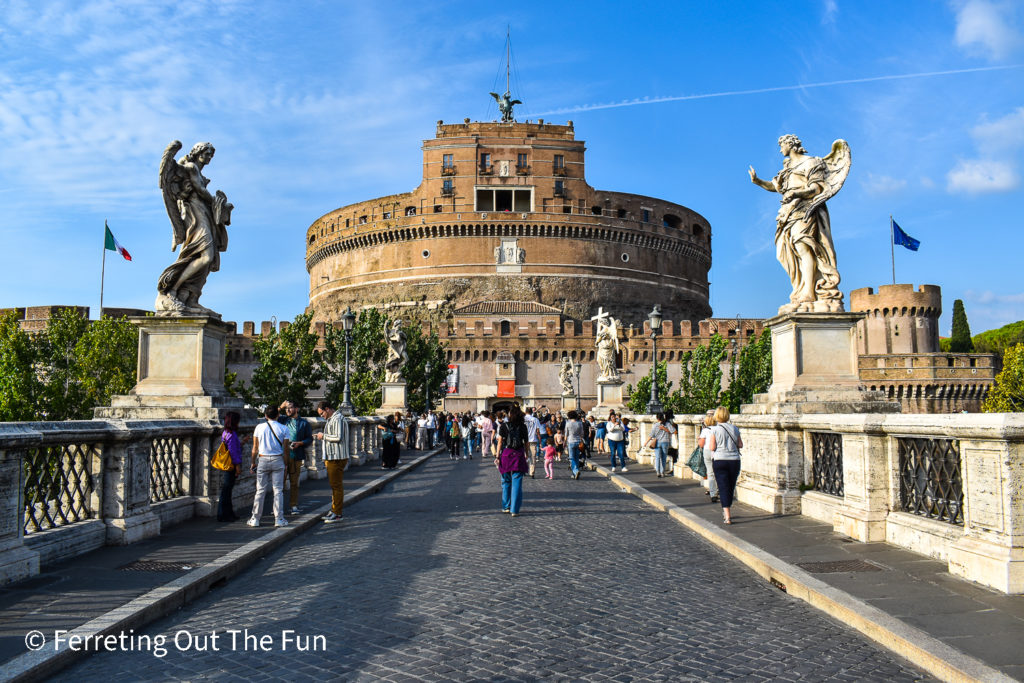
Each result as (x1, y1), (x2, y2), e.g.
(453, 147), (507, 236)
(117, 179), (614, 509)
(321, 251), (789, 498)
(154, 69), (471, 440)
(104, 222), (132, 261)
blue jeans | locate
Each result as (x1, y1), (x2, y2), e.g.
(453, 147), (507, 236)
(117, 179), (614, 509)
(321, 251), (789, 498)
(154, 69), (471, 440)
(568, 442), (582, 476)
(501, 472), (523, 513)
(654, 442), (670, 475)
(463, 437), (473, 458)
(609, 440), (626, 468)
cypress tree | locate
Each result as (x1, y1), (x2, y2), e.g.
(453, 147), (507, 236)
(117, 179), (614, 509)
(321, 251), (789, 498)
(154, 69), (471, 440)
(950, 299), (974, 353)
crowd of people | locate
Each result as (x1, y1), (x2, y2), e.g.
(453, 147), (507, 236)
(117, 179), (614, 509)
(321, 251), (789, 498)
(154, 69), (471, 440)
(219, 399), (742, 526)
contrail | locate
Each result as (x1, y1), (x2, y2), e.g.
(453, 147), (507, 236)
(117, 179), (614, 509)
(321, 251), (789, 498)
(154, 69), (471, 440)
(525, 64), (1024, 116)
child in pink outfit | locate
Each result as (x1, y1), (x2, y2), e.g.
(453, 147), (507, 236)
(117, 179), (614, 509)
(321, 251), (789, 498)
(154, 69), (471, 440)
(542, 443), (556, 479)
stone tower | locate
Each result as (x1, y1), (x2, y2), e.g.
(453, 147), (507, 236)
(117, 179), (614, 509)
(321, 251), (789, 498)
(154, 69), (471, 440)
(849, 284), (942, 355)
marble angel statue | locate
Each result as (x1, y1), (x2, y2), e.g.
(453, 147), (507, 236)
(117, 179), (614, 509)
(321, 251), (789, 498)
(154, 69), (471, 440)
(384, 319), (409, 383)
(595, 315), (621, 381)
(156, 141), (233, 316)
(558, 355), (575, 396)
(749, 135), (850, 314)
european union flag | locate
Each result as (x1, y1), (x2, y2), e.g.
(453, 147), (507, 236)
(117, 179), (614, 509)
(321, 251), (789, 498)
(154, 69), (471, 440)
(893, 220), (920, 251)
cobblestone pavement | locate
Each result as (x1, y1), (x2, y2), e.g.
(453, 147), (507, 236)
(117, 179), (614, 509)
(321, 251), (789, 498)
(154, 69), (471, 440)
(55, 455), (931, 681)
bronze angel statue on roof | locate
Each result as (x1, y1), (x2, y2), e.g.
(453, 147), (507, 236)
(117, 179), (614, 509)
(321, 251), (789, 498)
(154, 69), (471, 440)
(155, 140), (233, 316)
(749, 135), (851, 314)
(489, 90), (521, 123)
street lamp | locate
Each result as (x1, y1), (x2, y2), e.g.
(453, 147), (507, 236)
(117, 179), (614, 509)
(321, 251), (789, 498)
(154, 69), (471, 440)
(424, 361), (432, 411)
(646, 304), (664, 415)
(340, 306), (356, 416)
(573, 360), (582, 411)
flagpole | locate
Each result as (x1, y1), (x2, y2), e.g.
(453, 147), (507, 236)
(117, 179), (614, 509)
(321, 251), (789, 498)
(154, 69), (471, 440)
(890, 214), (896, 285)
(100, 221), (107, 319)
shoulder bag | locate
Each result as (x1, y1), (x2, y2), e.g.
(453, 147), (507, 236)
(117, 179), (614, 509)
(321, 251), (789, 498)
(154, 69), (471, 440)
(212, 439), (233, 471)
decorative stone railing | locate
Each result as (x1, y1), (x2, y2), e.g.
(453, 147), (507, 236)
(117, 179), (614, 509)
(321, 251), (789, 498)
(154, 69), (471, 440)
(624, 411), (1024, 594)
(0, 415), (383, 585)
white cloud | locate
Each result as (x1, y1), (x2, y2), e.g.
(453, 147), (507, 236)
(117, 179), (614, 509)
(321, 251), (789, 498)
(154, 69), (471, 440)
(953, 0), (1023, 60)
(862, 173), (908, 196)
(946, 159), (1019, 193)
(920, 176), (936, 189)
(822, 0), (838, 25)
(970, 106), (1024, 154)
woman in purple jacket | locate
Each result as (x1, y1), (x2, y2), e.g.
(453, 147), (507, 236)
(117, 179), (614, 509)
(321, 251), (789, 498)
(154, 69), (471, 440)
(218, 411), (245, 522)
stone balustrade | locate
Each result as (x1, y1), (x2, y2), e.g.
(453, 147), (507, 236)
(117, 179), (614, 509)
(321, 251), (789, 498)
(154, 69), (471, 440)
(0, 415), (383, 585)
(624, 411), (1024, 594)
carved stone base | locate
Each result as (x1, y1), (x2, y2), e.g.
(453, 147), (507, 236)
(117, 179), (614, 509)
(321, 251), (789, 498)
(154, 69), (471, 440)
(744, 312), (900, 415)
(561, 394), (577, 411)
(130, 316), (232, 398)
(591, 379), (625, 419)
(377, 382), (407, 416)
(96, 394), (246, 422)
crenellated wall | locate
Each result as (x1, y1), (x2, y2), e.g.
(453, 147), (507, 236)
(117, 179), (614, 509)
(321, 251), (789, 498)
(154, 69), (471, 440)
(850, 284), (942, 355)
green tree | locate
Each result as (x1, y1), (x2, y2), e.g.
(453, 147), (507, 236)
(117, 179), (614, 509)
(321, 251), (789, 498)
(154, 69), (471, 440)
(402, 324), (447, 414)
(626, 360), (673, 414)
(982, 343), (1024, 412)
(676, 333), (728, 414)
(34, 307), (90, 419)
(240, 312), (322, 413)
(722, 331), (773, 413)
(973, 320), (1024, 359)
(74, 315), (138, 414)
(950, 299), (974, 353)
(0, 310), (42, 421)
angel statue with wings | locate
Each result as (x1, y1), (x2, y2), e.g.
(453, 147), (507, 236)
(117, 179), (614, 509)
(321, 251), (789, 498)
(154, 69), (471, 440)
(155, 140), (234, 316)
(489, 90), (521, 123)
(749, 135), (850, 314)
(558, 355), (575, 396)
(594, 312), (621, 381)
(384, 319), (409, 383)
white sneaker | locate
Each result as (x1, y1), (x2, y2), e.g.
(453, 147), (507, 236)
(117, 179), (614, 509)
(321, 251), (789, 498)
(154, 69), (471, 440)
(275, 519), (289, 528)
(612, 467), (618, 472)
(323, 512), (342, 524)
(290, 506), (300, 515)
(621, 467), (628, 473)
(246, 518), (260, 527)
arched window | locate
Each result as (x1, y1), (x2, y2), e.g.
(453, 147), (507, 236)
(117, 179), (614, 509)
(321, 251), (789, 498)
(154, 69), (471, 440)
(500, 320), (511, 336)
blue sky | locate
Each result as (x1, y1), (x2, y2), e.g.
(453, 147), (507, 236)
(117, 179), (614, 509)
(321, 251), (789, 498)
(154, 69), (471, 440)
(1, 0), (1022, 335)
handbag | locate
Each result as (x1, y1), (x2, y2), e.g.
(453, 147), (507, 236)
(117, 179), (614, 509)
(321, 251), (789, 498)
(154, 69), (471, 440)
(212, 440), (233, 471)
(686, 445), (706, 478)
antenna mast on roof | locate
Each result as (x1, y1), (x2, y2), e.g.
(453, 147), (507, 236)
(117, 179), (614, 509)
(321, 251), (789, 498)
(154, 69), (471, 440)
(489, 27), (522, 122)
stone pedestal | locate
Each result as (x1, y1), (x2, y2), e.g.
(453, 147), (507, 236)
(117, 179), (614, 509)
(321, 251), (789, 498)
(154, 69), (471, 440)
(591, 378), (625, 419)
(561, 394), (576, 411)
(376, 382), (407, 416)
(95, 316), (246, 422)
(745, 312), (899, 415)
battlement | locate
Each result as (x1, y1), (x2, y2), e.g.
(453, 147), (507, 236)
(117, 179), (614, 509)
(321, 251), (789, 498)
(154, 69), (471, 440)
(435, 119), (575, 139)
(850, 284), (942, 317)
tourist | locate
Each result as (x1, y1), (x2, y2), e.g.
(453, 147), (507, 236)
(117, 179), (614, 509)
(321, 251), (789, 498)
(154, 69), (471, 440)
(553, 427), (565, 461)
(594, 416), (607, 455)
(663, 409), (679, 469)
(524, 407), (541, 478)
(606, 413), (627, 472)
(542, 439), (556, 479)
(565, 410), (585, 479)
(248, 405), (291, 528)
(315, 400), (349, 524)
(416, 413), (430, 450)
(649, 412), (677, 478)
(448, 413), (462, 459)
(461, 413), (475, 459)
(495, 404), (530, 516)
(279, 400), (312, 515)
(405, 411), (417, 450)
(583, 415), (595, 459)
(479, 410), (495, 458)
(708, 406), (742, 524)
(698, 410), (717, 501)
(217, 411), (244, 522)
(426, 410), (437, 448)
(379, 412), (402, 469)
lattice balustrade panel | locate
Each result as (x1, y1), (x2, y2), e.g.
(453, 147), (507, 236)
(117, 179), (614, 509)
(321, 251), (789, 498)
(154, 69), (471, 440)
(898, 437), (963, 525)
(150, 437), (186, 502)
(810, 432), (844, 497)
(23, 443), (98, 533)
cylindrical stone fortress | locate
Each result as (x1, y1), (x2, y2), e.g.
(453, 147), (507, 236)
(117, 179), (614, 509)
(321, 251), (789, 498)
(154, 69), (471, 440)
(305, 119), (712, 325)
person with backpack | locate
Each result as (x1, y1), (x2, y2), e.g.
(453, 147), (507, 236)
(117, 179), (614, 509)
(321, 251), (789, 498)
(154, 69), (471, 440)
(448, 414), (462, 459)
(461, 413), (475, 459)
(378, 412), (402, 469)
(495, 404), (530, 516)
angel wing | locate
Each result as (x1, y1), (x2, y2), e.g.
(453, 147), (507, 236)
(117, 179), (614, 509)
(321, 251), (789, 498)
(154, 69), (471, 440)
(158, 140), (188, 251)
(489, 92), (501, 104)
(807, 139), (851, 215)
(510, 99), (522, 107)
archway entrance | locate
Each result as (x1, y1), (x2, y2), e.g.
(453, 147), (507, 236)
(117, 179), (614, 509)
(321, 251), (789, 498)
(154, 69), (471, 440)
(489, 400), (516, 413)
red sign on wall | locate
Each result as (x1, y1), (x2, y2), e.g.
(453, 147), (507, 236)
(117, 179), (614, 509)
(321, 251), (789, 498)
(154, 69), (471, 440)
(447, 364), (459, 394)
(496, 379), (516, 398)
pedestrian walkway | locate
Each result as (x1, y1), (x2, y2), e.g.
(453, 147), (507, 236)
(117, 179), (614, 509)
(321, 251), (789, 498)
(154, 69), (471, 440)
(0, 448), (439, 681)
(47, 452), (929, 681)
(593, 459), (1024, 682)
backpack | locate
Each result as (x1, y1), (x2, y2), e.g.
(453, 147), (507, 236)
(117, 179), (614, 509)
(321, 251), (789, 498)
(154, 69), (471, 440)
(449, 422), (461, 439)
(504, 422), (526, 450)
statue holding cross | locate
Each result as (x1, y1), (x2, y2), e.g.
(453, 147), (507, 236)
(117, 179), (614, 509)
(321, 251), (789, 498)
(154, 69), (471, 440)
(592, 307), (621, 381)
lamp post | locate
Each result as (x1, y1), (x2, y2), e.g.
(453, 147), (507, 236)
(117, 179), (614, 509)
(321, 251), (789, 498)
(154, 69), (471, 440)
(424, 361), (432, 412)
(573, 358), (581, 411)
(646, 304), (664, 415)
(340, 307), (356, 416)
